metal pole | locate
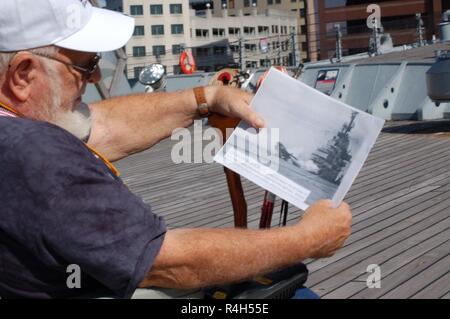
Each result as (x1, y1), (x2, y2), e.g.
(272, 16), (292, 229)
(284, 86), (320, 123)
(416, 13), (424, 47)
(277, 33), (281, 65)
(291, 32), (297, 66)
(239, 37), (244, 70)
(372, 19), (379, 56)
(334, 24), (342, 62)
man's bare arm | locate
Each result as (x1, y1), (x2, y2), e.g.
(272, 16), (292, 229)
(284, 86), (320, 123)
(87, 86), (263, 162)
(139, 200), (352, 289)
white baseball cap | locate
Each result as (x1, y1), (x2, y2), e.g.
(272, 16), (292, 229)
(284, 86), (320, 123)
(0, 0), (135, 53)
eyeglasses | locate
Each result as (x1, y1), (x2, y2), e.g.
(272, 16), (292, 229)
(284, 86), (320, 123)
(31, 52), (102, 80)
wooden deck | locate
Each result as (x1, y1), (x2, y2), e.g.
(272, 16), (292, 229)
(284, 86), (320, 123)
(116, 120), (450, 299)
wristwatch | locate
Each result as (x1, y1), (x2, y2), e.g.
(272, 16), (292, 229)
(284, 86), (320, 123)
(193, 86), (210, 118)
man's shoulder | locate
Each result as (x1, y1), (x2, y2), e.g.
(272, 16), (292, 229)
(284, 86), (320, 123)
(0, 117), (98, 176)
(0, 116), (119, 189)
(0, 116), (86, 153)
(0, 116), (77, 138)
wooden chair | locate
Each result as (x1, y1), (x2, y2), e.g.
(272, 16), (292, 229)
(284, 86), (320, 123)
(207, 68), (249, 228)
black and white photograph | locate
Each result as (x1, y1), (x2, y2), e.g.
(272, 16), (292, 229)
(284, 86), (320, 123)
(215, 68), (385, 210)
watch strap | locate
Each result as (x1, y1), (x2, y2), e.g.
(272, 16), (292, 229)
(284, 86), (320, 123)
(193, 87), (210, 118)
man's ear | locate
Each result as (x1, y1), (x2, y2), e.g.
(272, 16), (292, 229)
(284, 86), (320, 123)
(7, 54), (39, 102)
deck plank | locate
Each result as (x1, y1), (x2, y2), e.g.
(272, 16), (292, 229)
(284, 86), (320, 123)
(410, 272), (450, 299)
(306, 214), (449, 288)
(330, 238), (450, 299)
(381, 254), (450, 299)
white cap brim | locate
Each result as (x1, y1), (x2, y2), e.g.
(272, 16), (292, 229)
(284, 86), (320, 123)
(55, 7), (134, 53)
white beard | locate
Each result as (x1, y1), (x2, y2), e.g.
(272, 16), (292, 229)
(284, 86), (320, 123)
(51, 103), (92, 141)
(37, 62), (92, 141)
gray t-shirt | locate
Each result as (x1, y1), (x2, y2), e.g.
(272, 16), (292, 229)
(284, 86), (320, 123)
(0, 117), (166, 299)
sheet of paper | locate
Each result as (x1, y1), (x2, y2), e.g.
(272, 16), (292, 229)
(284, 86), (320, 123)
(214, 68), (385, 210)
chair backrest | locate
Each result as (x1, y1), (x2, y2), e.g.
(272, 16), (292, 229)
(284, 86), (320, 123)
(207, 68), (248, 228)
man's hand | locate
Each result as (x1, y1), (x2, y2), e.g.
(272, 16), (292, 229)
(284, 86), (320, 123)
(297, 200), (352, 259)
(205, 86), (265, 129)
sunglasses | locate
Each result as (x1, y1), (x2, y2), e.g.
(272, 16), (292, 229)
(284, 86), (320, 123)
(31, 52), (102, 80)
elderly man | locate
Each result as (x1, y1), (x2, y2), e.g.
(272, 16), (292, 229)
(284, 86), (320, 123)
(0, 0), (352, 299)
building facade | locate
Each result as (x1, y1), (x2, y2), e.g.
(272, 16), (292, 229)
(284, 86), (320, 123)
(190, 7), (297, 72)
(117, 0), (191, 78)
(212, 0), (309, 61)
(317, 0), (446, 59)
(108, 0), (297, 78)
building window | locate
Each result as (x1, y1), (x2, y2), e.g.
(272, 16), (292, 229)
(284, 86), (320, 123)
(212, 28), (225, 37)
(132, 46), (146, 57)
(134, 67), (144, 79)
(133, 25), (145, 36)
(170, 4), (183, 14)
(244, 43), (257, 52)
(172, 45), (182, 55)
(153, 45), (166, 56)
(275, 0), (281, 4)
(173, 65), (181, 74)
(302, 42), (308, 52)
(246, 61), (257, 69)
(260, 59), (270, 67)
(130, 5), (143, 15)
(150, 4), (163, 15)
(230, 45), (239, 53)
(195, 29), (209, 37)
(324, 0), (347, 8)
(229, 0), (235, 9)
(151, 25), (165, 35)
(244, 26), (255, 35)
(243, 0), (258, 6)
(300, 8), (306, 17)
(171, 24), (184, 35)
(258, 26), (269, 34)
(228, 27), (240, 36)
(301, 25), (307, 35)
(267, 0), (273, 4)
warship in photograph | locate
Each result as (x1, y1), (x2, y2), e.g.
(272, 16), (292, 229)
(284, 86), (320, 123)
(311, 112), (358, 185)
